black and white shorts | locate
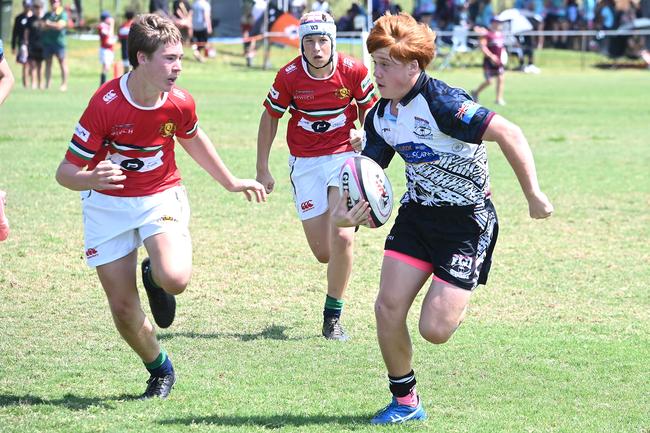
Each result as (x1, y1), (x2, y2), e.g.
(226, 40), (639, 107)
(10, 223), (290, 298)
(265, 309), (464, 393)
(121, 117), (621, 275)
(384, 200), (499, 290)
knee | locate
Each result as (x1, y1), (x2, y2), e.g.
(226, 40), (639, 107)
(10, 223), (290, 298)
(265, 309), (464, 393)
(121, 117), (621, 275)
(109, 299), (141, 327)
(332, 230), (354, 251)
(418, 319), (458, 345)
(315, 253), (330, 264)
(155, 269), (190, 295)
(374, 296), (405, 324)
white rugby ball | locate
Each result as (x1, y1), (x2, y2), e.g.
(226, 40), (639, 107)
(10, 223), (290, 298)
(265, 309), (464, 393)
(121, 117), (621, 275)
(338, 155), (393, 228)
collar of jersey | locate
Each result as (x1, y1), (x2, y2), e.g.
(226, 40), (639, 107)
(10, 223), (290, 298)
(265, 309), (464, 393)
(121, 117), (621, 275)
(119, 72), (169, 111)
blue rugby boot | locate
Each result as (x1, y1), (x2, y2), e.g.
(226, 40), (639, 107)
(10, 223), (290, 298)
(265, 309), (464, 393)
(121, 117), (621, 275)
(370, 397), (427, 425)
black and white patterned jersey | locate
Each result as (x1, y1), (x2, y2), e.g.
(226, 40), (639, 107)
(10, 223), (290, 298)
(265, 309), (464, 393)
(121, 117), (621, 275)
(362, 72), (495, 207)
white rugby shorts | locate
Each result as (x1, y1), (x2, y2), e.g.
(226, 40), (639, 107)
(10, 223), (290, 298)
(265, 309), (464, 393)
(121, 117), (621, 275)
(81, 185), (190, 267)
(288, 151), (355, 221)
(99, 47), (115, 66)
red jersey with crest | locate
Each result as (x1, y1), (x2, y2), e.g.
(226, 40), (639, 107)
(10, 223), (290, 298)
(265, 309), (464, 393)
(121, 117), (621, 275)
(263, 53), (377, 157)
(64, 73), (199, 197)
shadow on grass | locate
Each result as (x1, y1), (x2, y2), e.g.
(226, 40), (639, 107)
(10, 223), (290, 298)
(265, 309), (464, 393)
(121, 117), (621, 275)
(159, 413), (370, 429)
(0, 393), (140, 410)
(160, 324), (310, 342)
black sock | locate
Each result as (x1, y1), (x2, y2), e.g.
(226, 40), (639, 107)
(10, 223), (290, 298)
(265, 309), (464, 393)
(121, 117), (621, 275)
(388, 370), (416, 397)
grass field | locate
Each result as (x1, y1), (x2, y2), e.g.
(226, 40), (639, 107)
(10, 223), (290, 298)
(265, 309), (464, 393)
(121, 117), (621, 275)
(0, 41), (649, 433)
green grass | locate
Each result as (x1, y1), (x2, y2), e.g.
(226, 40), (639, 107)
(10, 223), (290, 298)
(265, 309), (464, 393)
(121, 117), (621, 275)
(0, 40), (649, 433)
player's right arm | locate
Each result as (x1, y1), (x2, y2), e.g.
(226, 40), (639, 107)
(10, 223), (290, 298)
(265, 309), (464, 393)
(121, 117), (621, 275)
(0, 55), (15, 105)
(55, 159), (126, 191)
(255, 110), (279, 194)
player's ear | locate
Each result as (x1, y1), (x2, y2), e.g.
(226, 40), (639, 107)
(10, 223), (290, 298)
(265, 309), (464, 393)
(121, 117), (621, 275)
(136, 50), (148, 65)
(407, 59), (419, 77)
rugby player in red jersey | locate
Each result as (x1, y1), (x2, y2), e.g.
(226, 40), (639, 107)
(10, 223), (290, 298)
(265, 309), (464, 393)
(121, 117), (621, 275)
(55, 14), (266, 399)
(255, 11), (377, 341)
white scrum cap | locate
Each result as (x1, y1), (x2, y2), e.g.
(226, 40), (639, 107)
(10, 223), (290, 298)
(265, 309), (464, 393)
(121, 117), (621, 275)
(298, 11), (337, 52)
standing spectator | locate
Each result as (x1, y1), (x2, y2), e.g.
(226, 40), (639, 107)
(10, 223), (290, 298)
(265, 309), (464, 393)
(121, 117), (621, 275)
(118, 10), (135, 74)
(255, 12), (377, 341)
(149, 0), (170, 15)
(55, 14), (266, 399)
(25, 1), (45, 89)
(98, 11), (115, 85)
(311, 0), (330, 13)
(471, 18), (507, 105)
(42, 0), (68, 91)
(191, 0), (212, 62)
(291, 0), (307, 17)
(172, 0), (193, 43)
(12, 0), (32, 88)
(583, 0), (596, 29)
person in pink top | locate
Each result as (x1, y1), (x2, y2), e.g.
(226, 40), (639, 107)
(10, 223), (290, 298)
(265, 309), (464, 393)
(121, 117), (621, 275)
(471, 18), (507, 106)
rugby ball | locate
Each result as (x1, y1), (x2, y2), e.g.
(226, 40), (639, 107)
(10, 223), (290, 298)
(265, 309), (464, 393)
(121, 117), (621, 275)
(338, 155), (393, 228)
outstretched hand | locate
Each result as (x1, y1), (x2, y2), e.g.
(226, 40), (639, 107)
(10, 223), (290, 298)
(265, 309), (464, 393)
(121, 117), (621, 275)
(332, 191), (371, 228)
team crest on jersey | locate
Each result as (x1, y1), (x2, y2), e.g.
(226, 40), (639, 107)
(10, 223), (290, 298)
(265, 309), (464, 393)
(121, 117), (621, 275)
(334, 87), (351, 99)
(455, 100), (480, 125)
(413, 117), (433, 139)
(103, 89), (118, 104)
(172, 88), (186, 100)
(449, 254), (473, 279)
(285, 63), (297, 74)
(160, 120), (177, 137)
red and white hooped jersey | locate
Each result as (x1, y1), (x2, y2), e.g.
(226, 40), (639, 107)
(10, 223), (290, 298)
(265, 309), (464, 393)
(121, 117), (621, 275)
(65, 73), (199, 197)
(263, 53), (377, 157)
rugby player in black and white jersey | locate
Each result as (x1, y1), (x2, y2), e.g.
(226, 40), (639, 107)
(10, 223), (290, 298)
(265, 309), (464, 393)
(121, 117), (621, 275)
(333, 12), (553, 425)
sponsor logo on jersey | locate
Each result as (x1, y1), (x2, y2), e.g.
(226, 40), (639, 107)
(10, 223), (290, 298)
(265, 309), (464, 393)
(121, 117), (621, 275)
(343, 57), (354, 68)
(395, 142), (440, 164)
(269, 85), (280, 99)
(172, 88), (186, 100)
(293, 89), (314, 100)
(103, 89), (118, 104)
(160, 120), (177, 138)
(334, 87), (351, 99)
(74, 123), (90, 142)
(361, 75), (372, 92)
(311, 120), (331, 133)
(413, 117), (433, 139)
(449, 254), (473, 279)
(455, 100), (480, 125)
(285, 63), (297, 74)
(111, 123), (134, 136)
(300, 200), (314, 211)
(85, 248), (99, 258)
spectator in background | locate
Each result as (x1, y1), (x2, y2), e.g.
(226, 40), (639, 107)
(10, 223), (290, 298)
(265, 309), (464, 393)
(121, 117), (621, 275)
(149, 0), (170, 15)
(191, 0), (212, 62)
(583, 0), (597, 29)
(12, 0), (32, 88)
(311, 0), (331, 14)
(25, 0), (45, 89)
(42, 0), (68, 91)
(291, 0), (307, 17)
(337, 3), (365, 32)
(471, 18), (507, 105)
(172, 0), (193, 43)
(98, 11), (115, 85)
(544, 0), (569, 48)
(118, 10), (135, 74)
